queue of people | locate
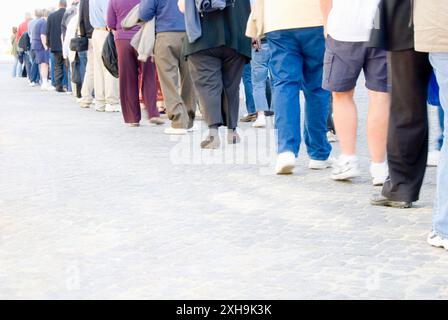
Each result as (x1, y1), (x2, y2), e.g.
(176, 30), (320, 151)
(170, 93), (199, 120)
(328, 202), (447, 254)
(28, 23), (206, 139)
(9, 0), (448, 250)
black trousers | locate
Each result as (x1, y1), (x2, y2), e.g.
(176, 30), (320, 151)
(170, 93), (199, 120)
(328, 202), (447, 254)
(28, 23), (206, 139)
(382, 49), (432, 203)
(53, 51), (65, 90)
(188, 47), (247, 129)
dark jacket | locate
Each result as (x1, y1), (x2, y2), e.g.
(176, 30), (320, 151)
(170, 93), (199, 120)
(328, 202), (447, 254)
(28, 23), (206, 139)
(46, 8), (66, 52)
(369, 0), (414, 51)
(79, 0), (94, 39)
(183, 0), (251, 59)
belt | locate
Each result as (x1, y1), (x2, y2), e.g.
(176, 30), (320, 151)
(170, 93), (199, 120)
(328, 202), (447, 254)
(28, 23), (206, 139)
(95, 27), (107, 31)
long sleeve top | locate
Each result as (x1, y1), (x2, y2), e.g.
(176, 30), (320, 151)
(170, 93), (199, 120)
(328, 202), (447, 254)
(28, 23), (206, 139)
(139, 0), (186, 33)
(107, 0), (141, 40)
(79, 0), (94, 38)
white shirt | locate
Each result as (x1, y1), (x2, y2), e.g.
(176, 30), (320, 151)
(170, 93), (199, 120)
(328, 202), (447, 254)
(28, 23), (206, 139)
(63, 13), (79, 62)
(327, 0), (380, 42)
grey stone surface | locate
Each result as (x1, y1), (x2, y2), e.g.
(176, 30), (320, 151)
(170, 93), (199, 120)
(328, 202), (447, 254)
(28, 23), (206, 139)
(0, 64), (447, 299)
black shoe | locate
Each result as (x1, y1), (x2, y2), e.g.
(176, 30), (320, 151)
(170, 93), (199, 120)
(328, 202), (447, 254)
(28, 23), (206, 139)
(201, 135), (220, 149)
(264, 111), (275, 117)
(370, 194), (413, 209)
(56, 87), (66, 93)
(240, 113), (257, 122)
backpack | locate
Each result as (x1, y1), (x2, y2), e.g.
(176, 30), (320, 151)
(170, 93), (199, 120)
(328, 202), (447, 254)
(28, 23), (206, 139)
(102, 32), (119, 78)
(18, 32), (31, 52)
(196, 0), (236, 15)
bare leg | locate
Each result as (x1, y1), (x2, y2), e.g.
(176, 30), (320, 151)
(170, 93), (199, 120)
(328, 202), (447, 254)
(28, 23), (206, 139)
(367, 90), (390, 163)
(333, 90), (358, 156)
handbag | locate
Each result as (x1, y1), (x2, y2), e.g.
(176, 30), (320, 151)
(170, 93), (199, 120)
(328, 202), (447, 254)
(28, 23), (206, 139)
(71, 52), (82, 84)
(70, 20), (88, 52)
(102, 32), (119, 78)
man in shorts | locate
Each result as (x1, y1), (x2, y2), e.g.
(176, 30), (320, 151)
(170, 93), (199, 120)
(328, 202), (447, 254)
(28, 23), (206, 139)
(320, 0), (390, 186)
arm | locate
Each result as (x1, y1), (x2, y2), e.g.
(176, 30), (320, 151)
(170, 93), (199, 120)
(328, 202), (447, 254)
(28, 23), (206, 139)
(107, 0), (117, 30)
(320, 0), (332, 37)
(79, 0), (86, 37)
(42, 21), (49, 50)
(45, 18), (51, 49)
(139, 0), (157, 22)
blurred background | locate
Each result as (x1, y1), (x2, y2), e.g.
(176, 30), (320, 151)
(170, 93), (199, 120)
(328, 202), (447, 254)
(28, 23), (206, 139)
(1, 0), (58, 61)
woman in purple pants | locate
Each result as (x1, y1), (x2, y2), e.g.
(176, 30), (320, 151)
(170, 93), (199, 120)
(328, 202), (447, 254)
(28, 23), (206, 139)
(107, 0), (163, 127)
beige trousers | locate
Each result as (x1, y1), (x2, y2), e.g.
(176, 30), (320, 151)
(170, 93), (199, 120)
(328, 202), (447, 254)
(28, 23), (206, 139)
(154, 32), (196, 129)
(92, 29), (119, 107)
(80, 39), (94, 107)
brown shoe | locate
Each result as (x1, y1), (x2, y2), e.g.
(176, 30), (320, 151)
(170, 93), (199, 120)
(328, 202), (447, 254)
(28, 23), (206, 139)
(240, 113), (257, 122)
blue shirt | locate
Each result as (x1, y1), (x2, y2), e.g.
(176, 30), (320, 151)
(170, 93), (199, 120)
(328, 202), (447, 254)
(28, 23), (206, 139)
(31, 18), (47, 50)
(140, 0), (186, 33)
(89, 0), (110, 28)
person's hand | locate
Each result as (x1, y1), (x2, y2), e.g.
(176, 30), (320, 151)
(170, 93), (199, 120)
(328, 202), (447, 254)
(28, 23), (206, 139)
(252, 38), (261, 51)
(178, 0), (186, 13)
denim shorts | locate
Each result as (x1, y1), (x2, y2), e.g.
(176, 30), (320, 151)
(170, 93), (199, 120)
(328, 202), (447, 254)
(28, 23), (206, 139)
(322, 36), (388, 93)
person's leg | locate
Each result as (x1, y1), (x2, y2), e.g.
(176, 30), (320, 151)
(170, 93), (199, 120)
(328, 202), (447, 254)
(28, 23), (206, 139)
(367, 90), (389, 163)
(300, 27), (331, 161)
(40, 63), (49, 85)
(221, 48), (247, 131)
(437, 105), (445, 151)
(80, 41), (94, 107)
(380, 50), (432, 204)
(188, 50), (223, 128)
(50, 53), (56, 87)
(154, 32), (189, 129)
(12, 56), (19, 77)
(242, 63), (256, 115)
(100, 36), (119, 108)
(115, 39), (140, 124)
(54, 51), (65, 91)
(267, 29), (302, 156)
(92, 30), (106, 109)
(251, 43), (271, 112)
(141, 58), (159, 121)
(429, 52), (448, 241)
(333, 90), (357, 154)
(178, 33), (197, 128)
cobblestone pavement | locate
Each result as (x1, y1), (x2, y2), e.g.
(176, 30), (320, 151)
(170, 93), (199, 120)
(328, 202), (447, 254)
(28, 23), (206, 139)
(0, 63), (447, 300)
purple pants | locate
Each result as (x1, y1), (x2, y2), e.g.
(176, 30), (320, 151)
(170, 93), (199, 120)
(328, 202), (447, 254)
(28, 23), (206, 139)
(115, 39), (159, 124)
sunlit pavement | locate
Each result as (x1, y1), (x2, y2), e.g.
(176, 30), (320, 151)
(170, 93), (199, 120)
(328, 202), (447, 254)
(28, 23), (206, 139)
(0, 64), (447, 299)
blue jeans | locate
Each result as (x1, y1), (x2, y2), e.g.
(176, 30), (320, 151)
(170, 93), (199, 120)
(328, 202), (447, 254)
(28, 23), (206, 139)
(267, 27), (331, 160)
(430, 52), (448, 238)
(242, 63), (256, 114)
(12, 56), (22, 77)
(29, 50), (41, 84)
(429, 72), (444, 150)
(251, 42), (274, 112)
(437, 105), (445, 151)
(79, 51), (87, 86)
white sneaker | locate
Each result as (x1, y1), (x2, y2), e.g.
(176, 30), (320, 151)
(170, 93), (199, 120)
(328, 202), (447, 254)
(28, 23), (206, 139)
(275, 152), (296, 175)
(29, 82), (37, 87)
(187, 123), (200, 132)
(427, 150), (440, 167)
(327, 131), (337, 143)
(46, 85), (56, 92)
(427, 231), (448, 250)
(370, 161), (389, 186)
(105, 104), (121, 113)
(252, 113), (267, 128)
(309, 158), (334, 170)
(164, 127), (187, 135)
(331, 155), (360, 181)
